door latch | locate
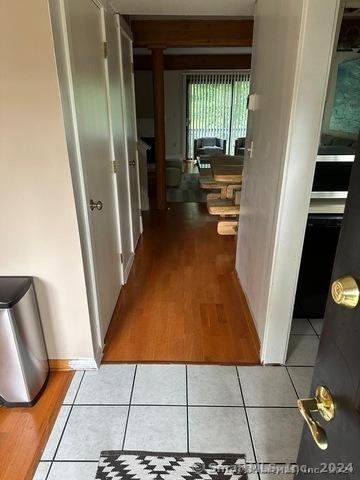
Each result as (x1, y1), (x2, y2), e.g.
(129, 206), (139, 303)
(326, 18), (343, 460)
(297, 385), (335, 450)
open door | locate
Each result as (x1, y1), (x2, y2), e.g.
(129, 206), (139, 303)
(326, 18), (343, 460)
(104, 10), (134, 282)
(63, 0), (122, 341)
(118, 20), (142, 249)
(296, 136), (360, 477)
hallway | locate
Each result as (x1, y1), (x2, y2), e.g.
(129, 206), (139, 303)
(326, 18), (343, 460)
(103, 203), (259, 364)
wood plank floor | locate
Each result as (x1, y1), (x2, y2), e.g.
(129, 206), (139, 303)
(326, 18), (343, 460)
(0, 371), (73, 480)
(103, 203), (260, 364)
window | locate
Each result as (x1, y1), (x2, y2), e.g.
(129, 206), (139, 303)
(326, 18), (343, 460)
(186, 72), (250, 158)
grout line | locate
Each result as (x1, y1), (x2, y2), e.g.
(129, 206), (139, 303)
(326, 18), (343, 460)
(285, 366), (300, 400)
(45, 371), (86, 480)
(50, 402), (302, 408)
(185, 365), (190, 453)
(122, 365), (137, 450)
(307, 317), (320, 337)
(49, 459), (99, 463)
(235, 367), (258, 471)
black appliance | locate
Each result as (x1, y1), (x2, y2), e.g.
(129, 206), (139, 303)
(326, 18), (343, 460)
(294, 154), (354, 319)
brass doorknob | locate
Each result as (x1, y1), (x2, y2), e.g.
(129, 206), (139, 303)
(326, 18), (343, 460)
(297, 385), (335, 450)
(331, 275), (360, 308)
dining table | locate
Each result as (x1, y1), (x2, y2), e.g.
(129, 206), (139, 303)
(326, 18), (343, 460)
(211, 163), (243, 183)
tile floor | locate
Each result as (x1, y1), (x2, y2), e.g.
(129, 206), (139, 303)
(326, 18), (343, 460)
(34, 318), (323, 480)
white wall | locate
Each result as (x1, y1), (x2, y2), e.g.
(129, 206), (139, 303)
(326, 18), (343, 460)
(236, 0), (339, 363)
(135, 70), (185, 159)
(0, 0), (94, 360)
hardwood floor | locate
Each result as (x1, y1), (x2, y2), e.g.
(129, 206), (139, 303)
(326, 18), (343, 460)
(0, 371), (73, 480)
(103, 203), (260, 363)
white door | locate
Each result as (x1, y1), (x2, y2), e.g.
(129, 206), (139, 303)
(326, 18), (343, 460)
(118, 24), (142, 248)
(64, 0), (122, 341)
(104, 10), (134, 281)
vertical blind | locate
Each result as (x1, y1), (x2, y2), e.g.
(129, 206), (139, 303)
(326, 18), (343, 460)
(186, 72), (250, 158)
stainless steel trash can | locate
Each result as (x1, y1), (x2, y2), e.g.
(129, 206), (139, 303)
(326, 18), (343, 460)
(0, 277), (49, 407)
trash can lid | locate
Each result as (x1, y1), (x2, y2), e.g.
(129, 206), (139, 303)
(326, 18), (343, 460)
(0, 277), (33, 309)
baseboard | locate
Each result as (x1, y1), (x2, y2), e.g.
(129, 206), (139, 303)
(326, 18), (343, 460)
(49, 357), (99, 371)
(94, 344), (103, 368)
(232, 271), (261, 356)
(123, 252), (135, 283)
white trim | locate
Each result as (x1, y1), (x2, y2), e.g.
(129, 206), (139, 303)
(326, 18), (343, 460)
(116, 15), (136, 252)
(49, 0), (104, 355)
(123, 252), (135, 283)
(119, 15), (133, 41)
(101, 7), (125, 285)
(128, 30), (144, 235)
(260, 0), (341, 364)
(68, 357), (99, 370)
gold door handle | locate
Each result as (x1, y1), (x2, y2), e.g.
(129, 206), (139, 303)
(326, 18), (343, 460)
(331, 275), (360, 308)
(297, 385), (335, 450)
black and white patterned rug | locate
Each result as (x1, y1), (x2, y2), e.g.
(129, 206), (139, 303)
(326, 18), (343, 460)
(96, 451), (247, 479)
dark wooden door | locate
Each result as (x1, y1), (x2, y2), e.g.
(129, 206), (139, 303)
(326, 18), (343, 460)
(297, 137), (360, 479)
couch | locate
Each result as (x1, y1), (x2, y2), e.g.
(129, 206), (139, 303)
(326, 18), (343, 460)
(166, 159), (183, 188)
(194, 137), (226, 158)
(234, 137), (246, 156)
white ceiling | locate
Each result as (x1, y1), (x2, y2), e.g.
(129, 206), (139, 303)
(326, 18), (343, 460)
(110, 0), (255, 16)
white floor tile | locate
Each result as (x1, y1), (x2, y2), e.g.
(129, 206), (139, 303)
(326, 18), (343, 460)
(55, 405), (128, 460)
(189, 407), (254, 460)
(124, 405), (187, 452)
(247, 408), (303, 463)
(188, 365), (242, 406)
(33, 462), (51, 480)
(132, 364), (186, 405)
(47, 461), (98, 480)
(290, 318), (315, 335)
(63, 371), (84, 404)
(287, 366), (314, 398)
(41, 406), (71, 461)
(247, 467), (294, 479)
(260, 474), (294, 480)
(75, 364), (135, 405)
(237, 367), (297, 407)
(309, 318), (324, 336)
(286, 335), (319, 366)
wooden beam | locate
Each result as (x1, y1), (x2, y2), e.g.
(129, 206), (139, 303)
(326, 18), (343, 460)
(134, 54), (252, 71)
(151, 47), (166, 210)
(132, 20), (253, 47)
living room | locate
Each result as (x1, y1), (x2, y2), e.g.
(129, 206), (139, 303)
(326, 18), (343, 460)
(134, 50), (250, 205)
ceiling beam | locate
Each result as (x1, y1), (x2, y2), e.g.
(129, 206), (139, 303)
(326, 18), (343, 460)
(134, 54), (252, 71)
(131, 20), (254, 47)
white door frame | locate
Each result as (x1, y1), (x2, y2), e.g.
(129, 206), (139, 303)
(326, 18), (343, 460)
(49, 0), (129, 363)
(117, 15), (144, 247)
(100, 7), (125, 286)
(247, 0), (342, 364)
(49, 0), (103, 363)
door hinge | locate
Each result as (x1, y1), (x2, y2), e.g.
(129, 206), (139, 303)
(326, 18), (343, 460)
(131, 62), (134, 73)
(103, 41), (108, 59)
(120, 253), (123, 263)
(112, 160), (117, 173)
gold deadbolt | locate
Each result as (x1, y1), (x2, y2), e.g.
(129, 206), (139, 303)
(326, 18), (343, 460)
(297, 385), (335, 450)
(331, 275), (360, 308)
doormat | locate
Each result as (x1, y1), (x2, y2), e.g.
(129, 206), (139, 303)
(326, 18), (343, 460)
(95, 451), (247, 479)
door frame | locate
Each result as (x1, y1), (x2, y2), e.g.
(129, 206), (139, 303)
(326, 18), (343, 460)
(255, 0), (344, 364)
(49, 0), (129, 362)
(117, 15), (144, 249)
